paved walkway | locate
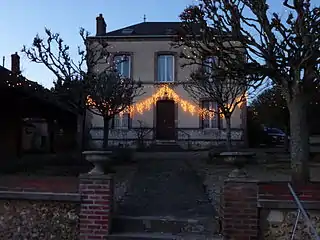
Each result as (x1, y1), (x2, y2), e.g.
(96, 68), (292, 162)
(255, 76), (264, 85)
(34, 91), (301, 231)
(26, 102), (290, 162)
(116, 157), (216, 218)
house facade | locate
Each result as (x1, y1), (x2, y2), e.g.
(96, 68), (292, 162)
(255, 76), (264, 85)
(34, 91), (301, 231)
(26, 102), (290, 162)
(87, 14), (247, 149)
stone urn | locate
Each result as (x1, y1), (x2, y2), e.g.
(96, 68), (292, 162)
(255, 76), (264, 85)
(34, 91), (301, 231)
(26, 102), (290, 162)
(82, 151), (113, 175)
(220, 152), (255, 177)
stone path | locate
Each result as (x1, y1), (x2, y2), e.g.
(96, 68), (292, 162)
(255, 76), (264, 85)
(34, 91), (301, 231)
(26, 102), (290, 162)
(116, 157), (216, 218)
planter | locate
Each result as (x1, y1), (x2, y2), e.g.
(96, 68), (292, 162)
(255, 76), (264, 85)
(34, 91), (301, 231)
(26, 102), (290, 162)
(82, 151), (113, 175)
(220, 151), (255, 177)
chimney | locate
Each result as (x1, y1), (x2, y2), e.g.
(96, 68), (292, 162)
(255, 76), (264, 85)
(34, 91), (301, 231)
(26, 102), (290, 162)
(96, 14), (106, 36)
(11, 52), (20, 75)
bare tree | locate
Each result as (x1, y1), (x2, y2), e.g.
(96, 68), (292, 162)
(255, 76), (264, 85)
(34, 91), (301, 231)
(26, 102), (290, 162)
(176, 0), (320, 183)
(132, 120), (153, 150)
(22, 28), (144, 149)
(22, 28), (107, 110)
(183, 66), (248, 151)
(86, 70), (143, 148)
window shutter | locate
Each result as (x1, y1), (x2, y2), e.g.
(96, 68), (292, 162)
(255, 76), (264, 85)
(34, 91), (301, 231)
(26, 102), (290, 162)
(211, 102), (218, 128)
(128, 113), (132, 129)
(110, 117), (115, 129)
(199, 100), (203, 129)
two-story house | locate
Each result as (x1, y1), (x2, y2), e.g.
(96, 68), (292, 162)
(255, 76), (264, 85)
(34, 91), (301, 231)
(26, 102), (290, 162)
(87, 14), (246, 149)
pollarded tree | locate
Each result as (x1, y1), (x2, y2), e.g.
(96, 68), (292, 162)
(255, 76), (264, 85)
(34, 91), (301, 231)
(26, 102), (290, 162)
(173, 8), (262, 151)
(177, 0), (320, 183)
(182, 64), (249, 151)
(22, 28), (106, 111)
(23, 28), (143, 149)
(85, 70), (143, 148)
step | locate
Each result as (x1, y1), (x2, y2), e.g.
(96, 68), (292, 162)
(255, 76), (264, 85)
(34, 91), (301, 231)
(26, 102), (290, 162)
(108, 232), (224, 240)
(147, 142), (184, 152)
(155, 140), (177, 145)
(111, 216), (220, 235)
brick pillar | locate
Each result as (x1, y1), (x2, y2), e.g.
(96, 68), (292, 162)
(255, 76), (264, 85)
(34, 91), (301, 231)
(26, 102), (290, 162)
(79, 174), (113, 239)
(221, 178), (258, 240)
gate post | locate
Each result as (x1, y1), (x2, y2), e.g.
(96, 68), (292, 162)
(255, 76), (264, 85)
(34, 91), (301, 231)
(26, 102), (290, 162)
(221, 178), (259, 240)
(79, 174), (113, 239)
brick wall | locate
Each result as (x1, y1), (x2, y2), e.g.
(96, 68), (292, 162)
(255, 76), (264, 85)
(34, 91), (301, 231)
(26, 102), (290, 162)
(221, 179), (259, 240)
(79, 174), (113, 239)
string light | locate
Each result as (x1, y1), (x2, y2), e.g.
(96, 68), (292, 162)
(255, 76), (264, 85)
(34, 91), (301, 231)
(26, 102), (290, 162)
(2, 73), (43, 92)
(87, 84), (247, 119)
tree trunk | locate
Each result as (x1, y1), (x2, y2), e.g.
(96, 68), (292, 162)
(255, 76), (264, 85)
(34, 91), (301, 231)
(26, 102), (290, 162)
(102, 117), (110, 149)
(225, 116), (232, 151)
(284, 125), (289, 153)
(287, 95), (310, 184)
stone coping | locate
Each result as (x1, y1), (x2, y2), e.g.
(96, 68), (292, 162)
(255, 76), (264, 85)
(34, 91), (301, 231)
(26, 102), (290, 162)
(82, 150), (113, 155)
(258, 180), (320, 183)
(224, 177), (259, 183)
(0, 175), (79, 193)
(0, 191), (80, 202)
(79, 173), (114, 180)
(224, 178), (320, 183)
(258, 199), (320, 210)
(220, 151), (256, 156)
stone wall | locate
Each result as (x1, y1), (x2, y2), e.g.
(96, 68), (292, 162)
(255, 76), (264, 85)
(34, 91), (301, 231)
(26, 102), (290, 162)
(220, 179), (320, 240)
(0, 199), (79, 239)
(0, 174), (116, 239)
(261, 209), (320, 239)
(89, 127), (244, 149)
(258, 182), (320, 240)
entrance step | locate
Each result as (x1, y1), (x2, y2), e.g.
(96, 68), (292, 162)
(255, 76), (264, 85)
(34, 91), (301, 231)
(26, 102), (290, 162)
(110, 216), (221, 239)
(147, 141), (184, 152)
(108, 232), (224, 239)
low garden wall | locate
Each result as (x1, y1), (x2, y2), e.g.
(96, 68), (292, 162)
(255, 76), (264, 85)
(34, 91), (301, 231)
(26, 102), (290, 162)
(221, 179), (320, 240)
(258, 182), (320, 239)
(0, 176), (80, 239)
(0, 174), (117, 239)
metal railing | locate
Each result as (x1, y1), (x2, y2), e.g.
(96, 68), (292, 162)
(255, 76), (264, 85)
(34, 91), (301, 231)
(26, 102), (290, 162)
(176, 128), (191, 149)
(288, 183), (320, 240)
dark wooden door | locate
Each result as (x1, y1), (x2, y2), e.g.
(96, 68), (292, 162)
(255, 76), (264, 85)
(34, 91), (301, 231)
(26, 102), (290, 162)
(156, 100), (175, 140)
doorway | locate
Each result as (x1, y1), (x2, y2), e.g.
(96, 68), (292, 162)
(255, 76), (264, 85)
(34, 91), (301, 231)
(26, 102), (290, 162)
(156, 100), (175, 140)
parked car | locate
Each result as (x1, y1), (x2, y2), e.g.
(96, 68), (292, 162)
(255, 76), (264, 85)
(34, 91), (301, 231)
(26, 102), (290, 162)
(262, 127), (288, 146)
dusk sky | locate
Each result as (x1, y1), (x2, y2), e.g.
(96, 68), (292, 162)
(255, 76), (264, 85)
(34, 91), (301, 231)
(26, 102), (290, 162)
(1, 0), (287, 88)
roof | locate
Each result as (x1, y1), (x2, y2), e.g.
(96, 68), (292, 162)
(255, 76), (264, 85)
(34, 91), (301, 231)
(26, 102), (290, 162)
(104, 22), (201, 37)
(0, 66), (10, 74)
(0, 65), (79, 115)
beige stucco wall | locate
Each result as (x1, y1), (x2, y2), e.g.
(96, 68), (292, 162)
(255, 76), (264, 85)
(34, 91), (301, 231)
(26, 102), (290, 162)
(89, 38), (244, 130)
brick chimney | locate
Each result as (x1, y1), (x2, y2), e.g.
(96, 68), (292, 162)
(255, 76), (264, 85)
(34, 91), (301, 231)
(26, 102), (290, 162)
(96, 14), (107, 36)
(11, 52), (20, 75)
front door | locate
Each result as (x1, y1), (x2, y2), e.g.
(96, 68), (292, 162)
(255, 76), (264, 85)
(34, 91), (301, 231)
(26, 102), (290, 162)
(156, 100), (175, 140)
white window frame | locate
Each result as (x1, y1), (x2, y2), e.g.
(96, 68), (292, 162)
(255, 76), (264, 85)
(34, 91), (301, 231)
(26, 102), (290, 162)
(114, 55), (131, 78)
(113, 112), (130, 129)
(157, 55), (175, 83)
(204, 56), (216, 75)
(202, 100), (219, 129)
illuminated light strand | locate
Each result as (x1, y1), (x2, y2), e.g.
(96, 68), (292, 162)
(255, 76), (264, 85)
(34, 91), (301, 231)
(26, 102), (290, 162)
(87, 84), (247, 119)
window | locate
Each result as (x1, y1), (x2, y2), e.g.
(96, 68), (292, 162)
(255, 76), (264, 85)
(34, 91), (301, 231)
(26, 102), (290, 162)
(157, 55), (174, 82)
(201, 100), (222, 129)
(204, 57), (216, 75)
(113, 113), (130, 129)
(114, 55), (131, 78)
